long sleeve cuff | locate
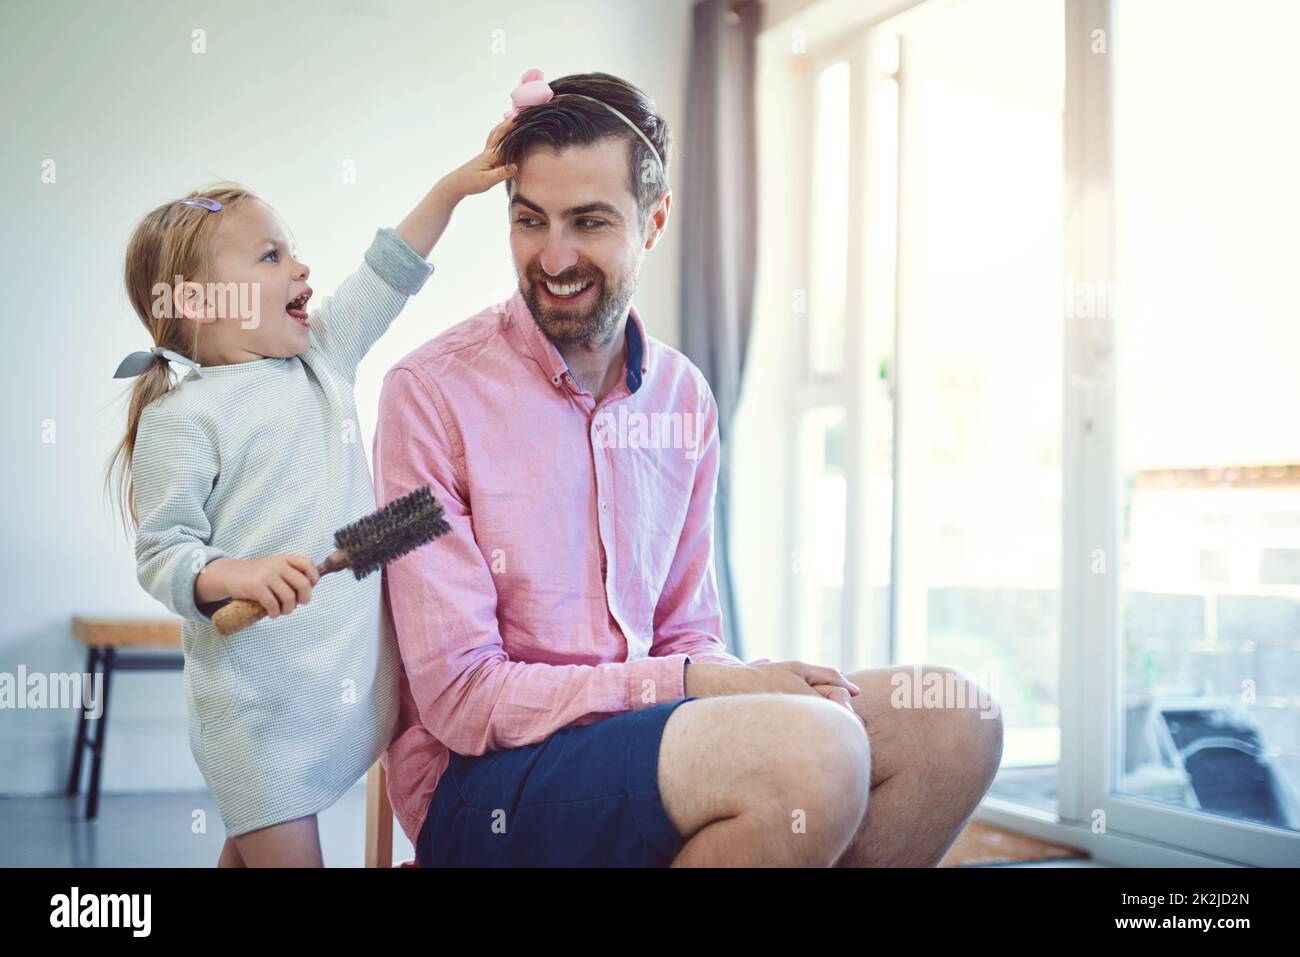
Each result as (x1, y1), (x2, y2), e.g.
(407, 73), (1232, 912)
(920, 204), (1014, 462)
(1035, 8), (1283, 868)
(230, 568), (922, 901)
(175, 548), (231, 623)
(365, 226), (435, 297)
(627, 653), (689, 708)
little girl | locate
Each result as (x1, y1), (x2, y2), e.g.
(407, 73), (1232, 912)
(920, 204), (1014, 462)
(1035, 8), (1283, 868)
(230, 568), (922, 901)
(105, 119), (517, 867)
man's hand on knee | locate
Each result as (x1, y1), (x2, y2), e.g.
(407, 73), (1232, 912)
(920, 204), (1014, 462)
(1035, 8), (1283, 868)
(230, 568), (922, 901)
(809, 682), (858, 715)
(685, 660), (860, 714)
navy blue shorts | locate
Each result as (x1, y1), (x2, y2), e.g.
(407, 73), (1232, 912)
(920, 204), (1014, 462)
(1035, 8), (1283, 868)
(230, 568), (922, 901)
(416, 696), (698, 867)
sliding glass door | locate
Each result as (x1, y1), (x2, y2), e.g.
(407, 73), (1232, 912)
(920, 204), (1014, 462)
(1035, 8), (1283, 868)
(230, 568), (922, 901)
(745, 0), (1300, 865)
(890, 0), (1066, 814)
(1076, 0), (1300, 864)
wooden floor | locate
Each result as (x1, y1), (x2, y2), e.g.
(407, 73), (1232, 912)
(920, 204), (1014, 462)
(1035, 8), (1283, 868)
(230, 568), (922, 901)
(941, 820), (1092, 867)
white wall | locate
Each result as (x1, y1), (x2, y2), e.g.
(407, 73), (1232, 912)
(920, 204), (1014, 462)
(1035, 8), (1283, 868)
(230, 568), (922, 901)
(0, 0), (694, 794)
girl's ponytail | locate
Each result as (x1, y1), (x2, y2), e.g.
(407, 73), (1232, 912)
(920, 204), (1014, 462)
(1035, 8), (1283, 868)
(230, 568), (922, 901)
(104, 182), (257, 534)
(106, 359), (180, 531)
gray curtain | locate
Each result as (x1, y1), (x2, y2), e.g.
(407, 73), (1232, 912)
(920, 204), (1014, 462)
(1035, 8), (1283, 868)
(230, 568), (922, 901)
(679, 0), (761, 659)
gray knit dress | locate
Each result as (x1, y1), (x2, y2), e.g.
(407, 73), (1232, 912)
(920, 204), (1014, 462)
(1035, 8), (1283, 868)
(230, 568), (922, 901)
(132, 227), (433, 837)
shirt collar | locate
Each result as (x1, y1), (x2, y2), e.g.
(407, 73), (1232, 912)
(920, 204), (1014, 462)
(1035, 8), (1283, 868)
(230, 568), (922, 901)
(509, 290), (649, 395)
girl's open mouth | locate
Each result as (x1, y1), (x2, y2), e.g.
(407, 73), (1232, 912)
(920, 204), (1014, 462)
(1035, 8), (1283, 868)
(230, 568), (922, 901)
(286, 286), (313, 327)
(540, 277), (595, 306)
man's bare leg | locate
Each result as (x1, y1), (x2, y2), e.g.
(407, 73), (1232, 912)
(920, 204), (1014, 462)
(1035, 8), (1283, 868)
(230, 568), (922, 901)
(832, 665), (1005, 867)
(231, 814), (325, 868)
(657, 694), (871, 866)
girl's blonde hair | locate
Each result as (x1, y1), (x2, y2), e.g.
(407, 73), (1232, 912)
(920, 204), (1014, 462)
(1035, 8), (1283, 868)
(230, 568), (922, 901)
(105, 182), (259, 532)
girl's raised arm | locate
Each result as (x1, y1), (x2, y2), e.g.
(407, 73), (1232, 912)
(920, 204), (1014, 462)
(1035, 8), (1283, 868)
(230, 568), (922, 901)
(307, 118), (518, 381)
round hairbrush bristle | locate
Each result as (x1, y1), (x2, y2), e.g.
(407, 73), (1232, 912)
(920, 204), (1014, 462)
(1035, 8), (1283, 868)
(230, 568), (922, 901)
(334, 485), (451, 579)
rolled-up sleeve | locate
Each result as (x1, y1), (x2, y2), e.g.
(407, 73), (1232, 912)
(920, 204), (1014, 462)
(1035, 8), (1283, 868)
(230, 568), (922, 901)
(374, 366), (689, 757)
(308, 227), (435, 383)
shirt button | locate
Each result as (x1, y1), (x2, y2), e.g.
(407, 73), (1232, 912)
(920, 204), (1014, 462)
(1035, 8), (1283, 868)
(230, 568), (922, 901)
(601, 502), (608, 513)
(551, 374), (561, 386)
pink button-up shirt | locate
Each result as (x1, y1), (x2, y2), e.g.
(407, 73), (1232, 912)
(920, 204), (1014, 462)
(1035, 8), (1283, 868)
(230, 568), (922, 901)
(373, 290), (756, 847)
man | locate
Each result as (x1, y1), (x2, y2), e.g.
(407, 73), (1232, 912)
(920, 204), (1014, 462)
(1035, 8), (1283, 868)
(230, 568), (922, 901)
(373, 72), (1003, 866)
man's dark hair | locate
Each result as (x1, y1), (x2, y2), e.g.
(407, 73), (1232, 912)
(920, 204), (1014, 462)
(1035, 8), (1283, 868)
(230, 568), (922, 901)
(498, 72), (672, 230)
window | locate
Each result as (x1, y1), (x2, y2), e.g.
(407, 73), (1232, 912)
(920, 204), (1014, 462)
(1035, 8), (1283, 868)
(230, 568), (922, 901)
(1112, 0), (1300, 837)
(742, 0), (1300, 864)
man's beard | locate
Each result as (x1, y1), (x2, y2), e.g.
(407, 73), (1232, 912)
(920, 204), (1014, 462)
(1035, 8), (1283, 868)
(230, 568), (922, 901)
(521, 265), (632, 349)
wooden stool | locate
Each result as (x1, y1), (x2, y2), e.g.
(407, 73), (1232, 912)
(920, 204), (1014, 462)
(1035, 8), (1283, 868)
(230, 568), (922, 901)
(365, 760), (421, 867)
(365, 761), (392, 867)
(66, 617), (183, 820)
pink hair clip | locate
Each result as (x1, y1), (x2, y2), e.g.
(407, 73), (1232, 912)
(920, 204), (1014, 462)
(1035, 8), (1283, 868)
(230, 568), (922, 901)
(505, 68), (554, 121)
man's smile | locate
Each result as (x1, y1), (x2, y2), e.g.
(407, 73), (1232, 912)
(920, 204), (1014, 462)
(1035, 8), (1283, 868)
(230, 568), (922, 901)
(539, 276), (597, 306)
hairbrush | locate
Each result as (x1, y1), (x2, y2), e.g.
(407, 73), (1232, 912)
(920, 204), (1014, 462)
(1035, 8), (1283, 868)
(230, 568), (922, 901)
(211, 485), (451, 637)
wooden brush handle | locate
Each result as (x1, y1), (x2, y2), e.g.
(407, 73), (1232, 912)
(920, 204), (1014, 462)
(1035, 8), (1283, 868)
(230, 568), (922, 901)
(212, 599), (269, 637)
(211, 549), (349, 638)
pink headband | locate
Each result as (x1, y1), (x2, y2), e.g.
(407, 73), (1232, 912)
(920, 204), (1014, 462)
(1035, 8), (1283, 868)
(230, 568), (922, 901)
(504, 68), (665, 178)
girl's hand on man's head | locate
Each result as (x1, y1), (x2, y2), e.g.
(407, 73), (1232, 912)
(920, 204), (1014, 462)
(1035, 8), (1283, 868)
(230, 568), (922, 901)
(437, 117), (519, 200)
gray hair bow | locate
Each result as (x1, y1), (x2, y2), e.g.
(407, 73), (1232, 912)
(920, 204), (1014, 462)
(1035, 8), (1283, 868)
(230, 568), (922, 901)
(113, 347), (202, 379)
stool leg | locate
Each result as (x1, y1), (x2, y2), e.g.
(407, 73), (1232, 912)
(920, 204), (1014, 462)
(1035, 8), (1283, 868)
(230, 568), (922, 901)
(66, 647), (99, 797)
(86, 648), (115, 821)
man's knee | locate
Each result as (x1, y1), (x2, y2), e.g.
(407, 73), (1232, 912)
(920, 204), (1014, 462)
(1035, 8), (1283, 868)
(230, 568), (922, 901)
(919, 667), (1005, 788)
(753, 697), (871, 838)
(660, 694), (869, 855)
